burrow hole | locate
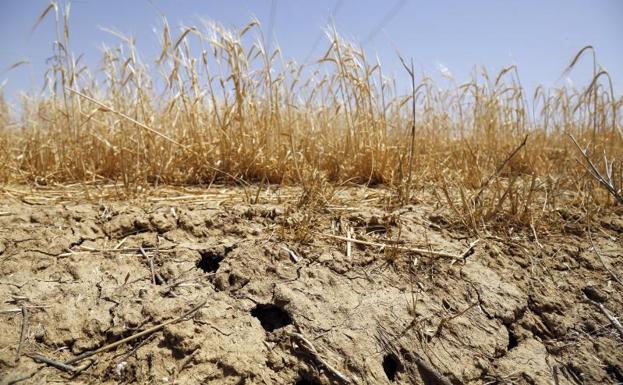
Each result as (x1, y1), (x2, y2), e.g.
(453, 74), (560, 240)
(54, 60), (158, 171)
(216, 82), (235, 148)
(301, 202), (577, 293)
(606, 365), (623, 383)
(251, 304), (292, 332)
(507, 328), (518, 350)
(383, 354), (402, 382)
(294, 377), (321, 385)
(196, 250), (225, 273)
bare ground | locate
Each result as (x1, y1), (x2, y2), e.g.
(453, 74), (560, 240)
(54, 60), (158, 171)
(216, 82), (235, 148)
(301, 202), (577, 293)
(0, 186), (622, 385)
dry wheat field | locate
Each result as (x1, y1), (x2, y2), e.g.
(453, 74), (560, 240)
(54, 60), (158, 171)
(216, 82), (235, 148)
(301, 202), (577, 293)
(0, 4), (622, 385)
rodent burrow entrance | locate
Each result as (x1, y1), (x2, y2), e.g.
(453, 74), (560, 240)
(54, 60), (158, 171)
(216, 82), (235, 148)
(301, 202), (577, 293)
(196, 250), (224, 273)
(294, 376), (321, 385)
(383, 353), (401, 381)
(251, 303), (292, 332)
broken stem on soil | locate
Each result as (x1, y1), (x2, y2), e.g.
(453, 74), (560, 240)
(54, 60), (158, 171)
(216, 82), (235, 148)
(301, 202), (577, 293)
(585, 296), (623, 339)
(289, 331), (352, 384)
(29, 353), (78, 373)
(139, 246), (157, 285)
(320, 232), (478, 260)
(64, 299), (207, 365)
(15, 305), (28, 361)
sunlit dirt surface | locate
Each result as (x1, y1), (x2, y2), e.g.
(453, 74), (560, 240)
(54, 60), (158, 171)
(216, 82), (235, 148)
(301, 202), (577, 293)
(1, 186), (622, 384)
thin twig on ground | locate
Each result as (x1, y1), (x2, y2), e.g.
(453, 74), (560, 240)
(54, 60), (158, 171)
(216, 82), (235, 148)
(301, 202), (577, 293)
(346, 228), (352, 258)
(82, 245), (173, 252)
(139, 246), (156, 285)
(587, 223), (623, 287)
(5, 370), (40, 385)
(319, 232), (460, 259)
(585, 295), (623, 339)
(15, 305), (28, 361)
(0, 305), (49, 314)
(29, 353), (78, 373)
(176, 348), (200, 375)
(280, 245), (300, 263)
(434, 302), (477, 337)
(114, 334), (156, 364)
(154, 235), (166, 284)
(65, 299), (206, 365)
(457, 239), (481, 260)
(289, 331), (352, 384)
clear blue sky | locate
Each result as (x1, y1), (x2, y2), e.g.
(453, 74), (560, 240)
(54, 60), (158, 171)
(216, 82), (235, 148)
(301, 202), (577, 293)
(1, 0), (622, 105)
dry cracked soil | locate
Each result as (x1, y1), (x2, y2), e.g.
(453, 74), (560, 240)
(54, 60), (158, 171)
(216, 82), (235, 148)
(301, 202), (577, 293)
(0, 186), (621, 384)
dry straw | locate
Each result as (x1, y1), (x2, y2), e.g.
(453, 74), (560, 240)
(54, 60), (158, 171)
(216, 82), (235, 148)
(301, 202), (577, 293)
(0, 1), (621, 234)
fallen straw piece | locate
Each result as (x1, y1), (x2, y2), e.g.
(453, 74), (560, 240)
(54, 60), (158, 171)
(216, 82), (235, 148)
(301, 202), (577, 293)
(139, 247), (157, 285)
(289, 332), (351, 384)
(65, 299), (207, 365)
(585, 296), (623, 339)
(319, 233), (464, 259)
(0, 308), (23, 314)
(29, 353), (78, 373)
(74, 245), (172, 253)
(15, 305), (28, 361)
(458, 239), (480, 260)
(60, 246), (177, 257)
(114, 334), (157, 367)
(280, 245), (300, 263)
(346, 229), (352, 258)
